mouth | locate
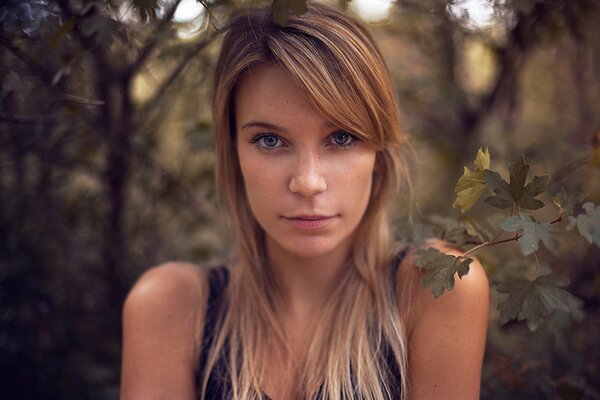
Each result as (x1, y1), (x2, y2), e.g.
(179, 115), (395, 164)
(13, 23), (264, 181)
(282, 215), (337, 230)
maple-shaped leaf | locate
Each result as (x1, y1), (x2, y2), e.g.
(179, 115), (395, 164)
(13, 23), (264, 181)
(497, 274), (575, 331)
(271, 0), (308, 26)
(501, 214), (558, 255)
(483, 155), (549, 211)
(552, 188), (585, 217)
(453, 147), (490, 213)
(567, 202), (600, 248)
(415, 248), (472, 298)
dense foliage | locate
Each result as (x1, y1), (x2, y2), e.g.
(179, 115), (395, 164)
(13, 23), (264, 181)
(1, 0), (599, 398)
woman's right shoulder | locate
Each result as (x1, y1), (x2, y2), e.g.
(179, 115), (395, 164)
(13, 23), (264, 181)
(125, 262), (209, 312)
(123, 262), (211, 329)
(120, 262), (211, 400)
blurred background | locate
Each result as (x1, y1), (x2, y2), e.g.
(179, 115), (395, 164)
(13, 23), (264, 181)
(1, 0), (599, 398)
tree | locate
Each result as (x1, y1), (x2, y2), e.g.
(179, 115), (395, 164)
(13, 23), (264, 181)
(1, 0), (599, 398)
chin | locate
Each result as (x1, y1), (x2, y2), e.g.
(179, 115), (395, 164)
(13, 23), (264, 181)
(275, 235), (351, 260)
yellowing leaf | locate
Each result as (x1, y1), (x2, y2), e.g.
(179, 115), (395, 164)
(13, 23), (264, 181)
(473, 146), (490, 170)
(453, 147), (490, 213)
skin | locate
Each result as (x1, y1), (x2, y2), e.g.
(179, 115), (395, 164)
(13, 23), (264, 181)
(119, 63), (489, 400)
(234, 63), (377, 308)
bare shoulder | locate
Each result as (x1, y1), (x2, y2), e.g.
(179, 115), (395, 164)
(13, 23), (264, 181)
(397, 239), (489, 400)
(416, 238), (488, 307)
(125, 261), (208, 313)
(120, 262), (208, 400)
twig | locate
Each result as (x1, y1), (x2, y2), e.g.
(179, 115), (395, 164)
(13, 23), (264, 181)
(127, 0), (184, 77)
(59, 94), (105, 106)
(462, 234), (522, 257)
(137, 29), (220, 118)
(549, 153), (594, 185)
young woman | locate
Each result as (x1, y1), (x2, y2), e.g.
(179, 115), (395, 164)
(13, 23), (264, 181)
(120, 3), (489, 400)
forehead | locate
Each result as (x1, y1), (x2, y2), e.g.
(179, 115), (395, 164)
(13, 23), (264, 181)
(234, 63), (324, 125)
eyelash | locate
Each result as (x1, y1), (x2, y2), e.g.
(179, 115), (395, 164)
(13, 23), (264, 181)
(249, 131), (358, 151)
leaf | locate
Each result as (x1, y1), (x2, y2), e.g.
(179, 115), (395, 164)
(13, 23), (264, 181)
(427, 215), (471, 246)
(453, 147), (490, 213)
(81, 16), (119, 46)
(460, 215), (495, 242)
(271, 0), (308, 26)
(552, 188), (585, 217)
(483, 155), (550, 211)
(415, 248), (472, 298)
(133, 0), (158, 22)
(567, 202), (600, 248)
(497, 274), (575, 331)
(501, 214), (558, 255)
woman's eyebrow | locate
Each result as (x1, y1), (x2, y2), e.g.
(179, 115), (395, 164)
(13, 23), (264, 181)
(240, 120), (287, 132)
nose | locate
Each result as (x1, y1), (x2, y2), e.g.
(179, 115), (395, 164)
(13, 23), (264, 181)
(289, 151), (327, 197)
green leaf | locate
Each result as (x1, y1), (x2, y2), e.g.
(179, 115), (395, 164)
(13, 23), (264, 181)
(415, 248), (472, 298)
(271, 0), (308, 26)
(567, 202), (600, 248)
(501, 214), (558, 255)
(453, 147), (490, 213)
(483, 155), (550, 211)
(497, 274), (574, 331)
(426, 215), (471, 246)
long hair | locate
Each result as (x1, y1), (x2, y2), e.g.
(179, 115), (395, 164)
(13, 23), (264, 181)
(203, 3), (411, 399)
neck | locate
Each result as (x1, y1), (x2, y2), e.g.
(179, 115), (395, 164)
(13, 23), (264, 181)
(266, 236), (353, 318)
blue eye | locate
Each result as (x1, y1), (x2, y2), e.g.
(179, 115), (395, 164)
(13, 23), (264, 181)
(252, 134), (283, 149)
(330, 131), (355, 147)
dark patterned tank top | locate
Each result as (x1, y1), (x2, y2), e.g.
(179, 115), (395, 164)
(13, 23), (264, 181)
(196, 247), (408, 399)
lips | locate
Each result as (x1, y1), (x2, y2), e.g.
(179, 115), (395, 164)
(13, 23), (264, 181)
(282, 215), (337, 230)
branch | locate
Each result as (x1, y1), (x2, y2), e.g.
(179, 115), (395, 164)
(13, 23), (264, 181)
(549, 153), (594, 185)
(59, 94), (105, 106)
(137, 29), (221, 118)
(0, 113), (64, 124)
(127, 0), (184, 78)
(0, 36), (53, 83)
(465, 0), (555, 132)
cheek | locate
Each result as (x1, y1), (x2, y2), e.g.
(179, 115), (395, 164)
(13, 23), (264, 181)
(237, 150), (283, 215)
(335, 153), (376, 202)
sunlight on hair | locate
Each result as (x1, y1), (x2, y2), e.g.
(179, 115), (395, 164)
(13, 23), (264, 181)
(351, 0), (394, 23)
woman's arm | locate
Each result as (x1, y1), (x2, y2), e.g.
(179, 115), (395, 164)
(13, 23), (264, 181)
(403, 239), (490, 400)
(120, 262), (207, 400)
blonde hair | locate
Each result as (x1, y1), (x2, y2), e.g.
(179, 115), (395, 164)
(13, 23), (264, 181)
(203, 3), (411, 399)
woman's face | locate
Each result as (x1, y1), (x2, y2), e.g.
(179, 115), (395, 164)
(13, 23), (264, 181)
(235, 63), (376, 260)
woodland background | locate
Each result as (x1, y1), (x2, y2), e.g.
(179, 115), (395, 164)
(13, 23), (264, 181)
(1, 0), (599, 398)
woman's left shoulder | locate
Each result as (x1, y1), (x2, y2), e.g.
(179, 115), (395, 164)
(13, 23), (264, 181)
(396, 238), (490, 399)
(398, 238), (489, 328)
